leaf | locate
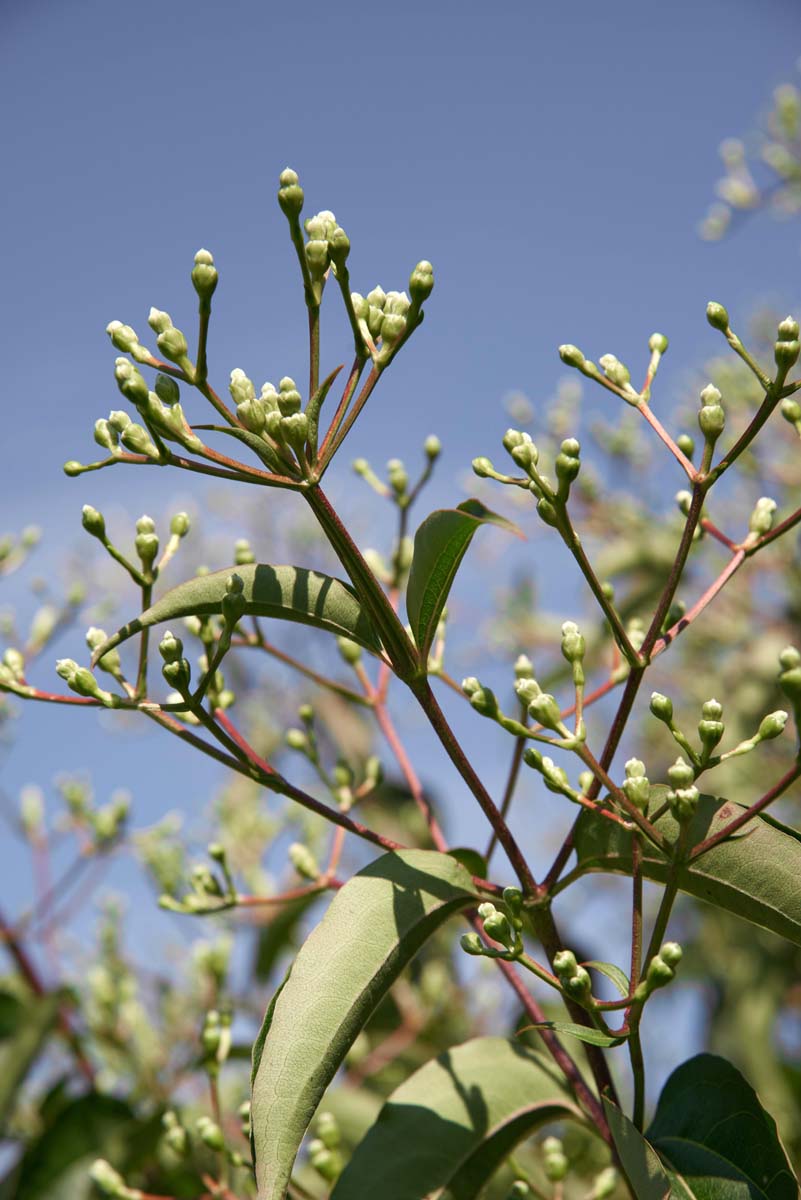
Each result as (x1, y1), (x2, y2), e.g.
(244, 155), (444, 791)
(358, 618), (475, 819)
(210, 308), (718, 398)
(305, 364), (344, 452)
(646, 1054), (797, 1198)
(517, 1021), (626, 1048)
(406, 500), (522, 660)
(0, 990), (62, 1127)
(250, 849), (478, 1200)
(446, 847), (489, 879)
(584, 960), (630, 998)
(573, 789), (801, 945)
(330, 1036), (585, 1200)
(193, 423), (288, 473)
(92, 562), (384, 665)
(603, 1098), (671, 1200)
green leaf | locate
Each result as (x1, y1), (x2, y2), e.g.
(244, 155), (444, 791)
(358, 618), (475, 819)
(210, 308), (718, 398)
(92, 562), (385, 664)
(584, 960), (630, 998)
(306, 364), (344, 453)
(603, 1098), (671, 1200)
(250, 849), (478, 1200)
(330, 1036), (585, 1200)
(518, 1021), (626, 1048)
(646, 1054), (797, 1198)
(406, 500), (522, 661)
(0, 990), (62, 1127)
(193, 423), (288, 473)
(446, 847), (489, 879)
(573, 789), (801, 945)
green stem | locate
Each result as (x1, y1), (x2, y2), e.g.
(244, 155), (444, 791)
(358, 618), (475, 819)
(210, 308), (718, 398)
(628, 1027), (646, 1130)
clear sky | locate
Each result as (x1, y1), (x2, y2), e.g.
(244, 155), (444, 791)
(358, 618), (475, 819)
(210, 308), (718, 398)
(2, 0), (801, 1096)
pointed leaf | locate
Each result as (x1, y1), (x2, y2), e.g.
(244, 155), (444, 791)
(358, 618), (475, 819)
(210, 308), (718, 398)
(584, 960), (630, 998)
(193, 424), (288, 473)
(406, 500), (522, 660)
(603, 1098), (671, 1200)
(250, 849), (478, 1200)
(330, 1036), (585, 1200)
(92, 562), (384, 665)
(306, 364), (344, 452)
(573, 788), (801, 945)
(646, 1054), (797, 1198)
(518, 1020), (626, 1048)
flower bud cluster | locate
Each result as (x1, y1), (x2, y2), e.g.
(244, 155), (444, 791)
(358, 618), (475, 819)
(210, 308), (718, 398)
(635, 942), (683, 1001)
(559, 343), (640, 403)
(161, 1110), (189, 1158)
(698, 383), (725, 443)
(523, 747), (578, 801)
(542, 1135), (569, 1182)
(304, 209), (338, 303)
(55, 658), (120, 707)
(460, 893), (523, 961)
(553, 949), (592, 998)
(514, 675), (569, 736)
(229, 369), (309, 464)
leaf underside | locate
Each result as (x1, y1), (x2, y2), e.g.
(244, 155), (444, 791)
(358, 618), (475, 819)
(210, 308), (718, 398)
(331, 1036), (585, 1200)
(250, 849), (477, 1200)
(574, 788), (801, 945)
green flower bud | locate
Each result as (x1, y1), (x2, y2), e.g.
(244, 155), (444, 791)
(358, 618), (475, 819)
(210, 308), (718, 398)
(277, 377), (302, 416)
(592, 1167), (619, 1200)
(555, 451), (580, 484)
(543, 1141), (569, 1182)
(81, 504), (106, 539)
(108, 409), (131, 433)
(3, 647), (25, 680)
(646, 957), (675, 990)
(114, 356), (150, 406)
(365, 755), (383, 785)
(162, 657), (191, 691)
(86, 627), (121, 675)
(191, 248), (218, 303)
(677, 432), (695, 459)
(748, 496), (777, 535)
(526, 691), (564, 731)
(317, 1111), (341, 1151)
(667, 756), (694, 789)
(779, 647), (801, 703)
(94, 418), (119, 453)
(229, 368), (256, 407)
(285, 728), (309, 751)
(387, 458), (408, 495)
(699, 403), (725, 440)
(471, 456), (495, 478)
(135, 516), (159, 567)
(599, 353), (631, 387)
(649, 332), (669, 354)
(669, 785), (699, 821)
(775, 340), (800, 370)
(88, 1159), (127, 1197)
(423, 434), (441, 460)
(514, 654), (534, 680)
(560, 620), (585, 664)
(558, 344), (585, 368)
(536, 497), (558, 527)
(148, 307), (172, 334)
(308, 1138), (339, 1182)
(220, 573), (246, 627)
(106, 321), (142, 356)
(781, 397), (801, 425)
(155, 373), (180, 406)
(460, 932), (485, 956)
(502, 428), (526, 452)
(280, 412), (309, 452)
(119, 422), (159, 458)
(234, 538), (255, 565)
(777, 315), (799, 342)
(196, 1116), (225, 1152)
(479, 902), (515, 949)
(162, 1120), (188, 1157)
(507, 1183), (530, 1198)
(660, 941), (683, 968)
(467, 683), (501, 720)
(337, 637), (361, 665)
(514, 677), (541, 706)
(63, 461), (84, 476)
(157, 324), (189, 363)
(277, 167), (304, 219)
(757, 710), (788, 740)
(650, 692), (673, 723)
(706, 301), (730, 331)
(170, 512), (190, 537)
(159, 630), (184, 663)
(327, 226), (350, 270)
(409, 260), (434, 306)
(553, 949), (578, 979)
(698, 718), (724, 751)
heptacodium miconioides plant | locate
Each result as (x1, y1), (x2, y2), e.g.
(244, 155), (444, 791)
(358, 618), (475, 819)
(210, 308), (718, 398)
(3, 166), (801, 1199)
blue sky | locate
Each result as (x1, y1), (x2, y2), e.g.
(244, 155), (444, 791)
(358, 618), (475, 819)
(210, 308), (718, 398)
(2, 0), (801, 1098)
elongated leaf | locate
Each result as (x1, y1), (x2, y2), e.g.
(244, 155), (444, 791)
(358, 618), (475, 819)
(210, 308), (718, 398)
(330, 1036), (584, 1200)
(250, 849), (478, 1200)
(406, 500), (522, 660)
(0, 990), (62, 1126)
(306, 363), (343, 452)
(194, 423), (288, 473)
(646, 1054), (797, 1198)
(585, 960), (630, 998)
(603, 1098), (671, 1200)
(518, 1020), (626, 1048)
(573, 790), (801, 945)
(92, 563), (384, 665)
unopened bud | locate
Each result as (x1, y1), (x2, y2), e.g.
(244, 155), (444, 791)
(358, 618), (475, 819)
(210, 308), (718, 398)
(650, 692), (673, 723)
(81, 505), (106, 539)
(277, 167), (304, 219)
(749, 496), (777, 536)
(192, 248), (218, 303)
(409, 260), (434, 306)
(558, 344), (585, 369)
(706, 301), (730, 331)
(667, 757), (694, 789)
(757, 710), (788, 741)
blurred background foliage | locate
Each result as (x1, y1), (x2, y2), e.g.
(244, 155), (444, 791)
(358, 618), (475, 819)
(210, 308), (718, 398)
(2, 61), (801, 1200)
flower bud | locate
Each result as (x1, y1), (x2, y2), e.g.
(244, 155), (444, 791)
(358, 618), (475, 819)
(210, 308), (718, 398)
(775, 339), (800, 370)
(471, 456), (495, 478)
(423, 434), (441, 460)
(277, 167), (304, 219)
(280, 412), (309, 452)
(277, 376), (302, 416)
(561, 621), (585, 664)
(558, 344), (585, 369)
(135, 515), (159, 567)
(553, 949), (578, 979)
(81, 504), (106, 540)
(677, 433), (695, 459)
(387, 458), (408, 495)
(778, 315), (799, 342)
(599, 353), (631, 387)
(337, 637), (361, 665)
(536, 498), (558, 527)
(649, 332), (669, 354)
(222, 573), (246, 626)
(409, 260), (434, 306)
(159, 630), (184, 663)
(114, 357), (149, 407)
(162, 657), (191, 691)
(669, 785), (699, 821)
(668, 757), (694, 789)
(757, 710), (788, 741)
(778, 646), (801, 703)
(622, 758), (651, 811)
(543, 1135), (568, 1182)
(781, 398), (801, 425)
(650, 692), (673, 723)
(170, 512), (190, 538)
(192, 248), (218, 304)
(514, 654), (534, 680)
(527, 691), (564, 731)
(327, 226), (350, 270)
(591, 1167), (619, 1200)
(196, 1116), (225, 1152)
(120, 422), (159, 458)
(155, 373), (180, 406)
(706, 301), (730, 331)
(660, 941), (683, 968)
(108, 410), (131, 433)
(106, 320), (142, 356)
(88, 1159), (127, 1197)
(460, 932), (484, 956)
(94, 418), (119, 454)
(748, 496), (777, 536)
(86, 627), (121, 675)
(157, 324), (189, 363)
(699, 403), (725, 440)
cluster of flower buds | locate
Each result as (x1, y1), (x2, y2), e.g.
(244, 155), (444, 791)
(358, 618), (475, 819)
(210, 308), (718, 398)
(514, 674), (572, 739)
(308, 1110), (343, 1183)
(523, 747), (579, 802)
(541, 1135), (569, 1182)
(160, 842), (236, 915)
(229, 369), (310, 467)
(698, 383), (725, 446)
(115, 362), (203, 455)
(460, 889), (524, 961)
(558, 342), (641, 405)
(303, 209), (338, 303)
(0, 647), (28, 693)
(634, 942), (683, 1002)
(774, 315), (800, 376)
(158, 629), (192, 695)
(146, 308), (193, 374)
(55, 657), (120, 707)
(201, 1007), (232, 1073)
(621, 758), (651, 813)
(698, 698), (724, 762)
(552, 949), (592, 999)
(666, 756), (699, 822)
(161, 1110), (189, 1159)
